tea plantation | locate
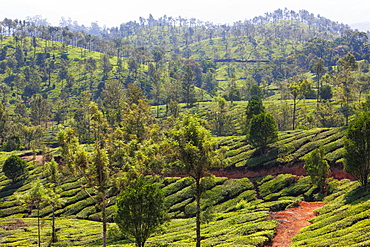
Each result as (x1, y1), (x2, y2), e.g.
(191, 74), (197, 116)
(0, 127), (368, 246)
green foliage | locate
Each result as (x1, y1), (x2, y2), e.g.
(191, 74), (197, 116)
(319, 85), (333, 101)
(0, 17), (368, 247)
(315, 102), (344, 127)
(115, 176), (168, 247)
(292, 182), (370, 247)
(304, 148), (329, 193)
(259, 174), (298, 199)
(207, 97), (235, 136)
(344, 112), (370, 187)
(168, 113), (223, 246)
(2, 155), (28, 183)
(245, 98), (265, 134)
(248, 113), (278, 153)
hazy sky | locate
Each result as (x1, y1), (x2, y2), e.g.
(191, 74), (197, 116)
(1, 0), (370, 27)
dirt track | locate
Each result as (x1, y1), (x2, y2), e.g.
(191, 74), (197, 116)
(266, 201), (325, 247)
(212, 161), (353, 180)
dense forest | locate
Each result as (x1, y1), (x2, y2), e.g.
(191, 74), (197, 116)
(0, 8), (369, 247)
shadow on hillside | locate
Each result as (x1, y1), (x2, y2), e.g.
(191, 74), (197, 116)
(0, 180), (24, 198)
(344, 185), (370, 205)
(245, 147), (279, 168)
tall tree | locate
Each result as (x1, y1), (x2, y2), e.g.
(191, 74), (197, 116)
(45, 158), (64, 243)
(208, 97), (234, 136)
(181, 64), (196, 107)
(100, 54), (113, 80)
(100, 79), (125, 126)
(289, 79), (311, 130)
(245, 96), (265, 133)
(58, 103), (112, 247)
(248, 113), (278, 153)
(85, 57), (97, 89)
(344, 112), (370, 187)
(168, 114), (221, 247)
(30, 95), (50, 127)
(313, 58), (326, 102)
(19, 181), (51, 247)
(0, 101), (8, 148)
(337, 52), (358, 125)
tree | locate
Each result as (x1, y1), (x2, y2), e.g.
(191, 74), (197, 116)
(168, 114), (221, 247)
(20, 124), (43, 150)
(207, 97), (234, 136)
(2, 155), (28, 183)
(313, 58), (326, 102)
(101, 79), (125, 126)
(337, 52), (358, 125)
(304, 148), (329, 193)
(115, 176), (168, 247)
(245, 97), (265, 132)
(248, 113), (278, 153)
(58, 103), (112, 247)
(315, 102), (344, 127)
(227, 77), (240, 105)
(344, 112), (370, 187)
(319, 85), (333, 101)
(0, 101), (8, 148)
(250, 84), (264, 100)
(85, 57), (97, 89)
(289, 79), (311, 130)
(267, 101), (292, 131)
(45, 158), (64, 243)
(101, 54), (113, 80)
(30, 95), (50, 127)
(181, 64), (196, 107)
(19, 181), (51, 247)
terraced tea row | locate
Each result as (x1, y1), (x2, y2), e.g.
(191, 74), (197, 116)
(292, 180), (370, 247)
(1, 160), (326, 246)
(219, 127), (345, 169)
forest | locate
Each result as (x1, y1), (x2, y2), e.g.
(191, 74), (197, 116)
(0, 8), (369, 246)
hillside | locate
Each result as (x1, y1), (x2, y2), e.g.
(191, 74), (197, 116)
(0, 152), (367, 246)
(0, 10), (369, 247)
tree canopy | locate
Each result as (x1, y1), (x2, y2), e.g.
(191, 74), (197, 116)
(344, 112), (370, 187)
(248, 113), (278, 153)
(304, 148), (329, 193)
(2, 155), (28, 183)
(115, 176), (168, 247)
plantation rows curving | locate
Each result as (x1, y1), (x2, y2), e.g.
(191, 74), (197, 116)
(0, 152), (337, 246)
(0, 125), (366, 246)
(218, 127), (345, 169)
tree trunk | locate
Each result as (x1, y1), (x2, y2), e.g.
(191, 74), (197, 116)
(317, 78), (320, 103)
(51, 204), (57, 242)
(292, 97), (297, 130)
(195, 178), (201, 247)
(102, 201), (107, 247)
(38, 209), (41, 247)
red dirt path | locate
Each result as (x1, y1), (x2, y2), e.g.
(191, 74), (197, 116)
(266, 201), (325, 247)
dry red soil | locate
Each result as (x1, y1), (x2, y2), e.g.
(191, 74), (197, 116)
(211, 161), (353, 180)
(266, 201), (325, 247)
(21, 155), (46, 164)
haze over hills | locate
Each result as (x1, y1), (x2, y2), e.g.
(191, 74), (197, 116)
(2, 0), (370, 30)
(351, 22), (370, 32)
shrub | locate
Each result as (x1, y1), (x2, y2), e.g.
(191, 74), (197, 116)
(2, 155), (28, 183)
